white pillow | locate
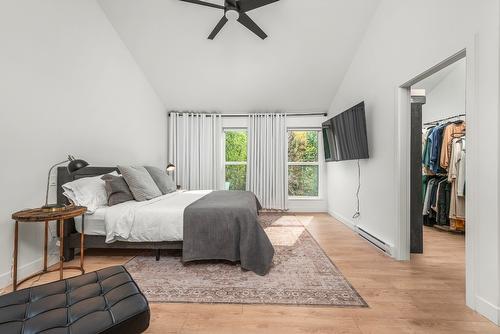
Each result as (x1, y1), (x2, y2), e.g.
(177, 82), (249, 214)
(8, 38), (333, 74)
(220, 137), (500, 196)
(62, 171), (118, 213)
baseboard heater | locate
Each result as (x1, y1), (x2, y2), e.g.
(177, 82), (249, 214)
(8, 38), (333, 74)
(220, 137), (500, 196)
(356, 227), (392, 256)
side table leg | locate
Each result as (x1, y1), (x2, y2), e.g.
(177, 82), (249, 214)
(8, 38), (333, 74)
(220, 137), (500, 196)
(13, 221), (18, 291)
(59, 219), (64, 280)
(44, 221), (48, 272)
(80, 214), (85, 274)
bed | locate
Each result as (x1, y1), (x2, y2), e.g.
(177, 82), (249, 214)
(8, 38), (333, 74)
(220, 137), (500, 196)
(57, 166), (274, 275)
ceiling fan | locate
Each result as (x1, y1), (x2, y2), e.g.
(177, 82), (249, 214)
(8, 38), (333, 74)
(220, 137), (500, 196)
(180, 0), (279, 40)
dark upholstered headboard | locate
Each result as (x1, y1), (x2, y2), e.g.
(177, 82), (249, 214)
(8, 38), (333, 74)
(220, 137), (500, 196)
(56, 166), (118, 205)
(56, 166), (118, 261)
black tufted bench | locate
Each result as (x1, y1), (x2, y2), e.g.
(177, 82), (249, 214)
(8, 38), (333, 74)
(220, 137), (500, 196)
(0, 266), (150, 334)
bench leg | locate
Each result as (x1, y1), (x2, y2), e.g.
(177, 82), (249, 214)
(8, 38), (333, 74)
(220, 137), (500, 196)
(155, 249), (160, 261)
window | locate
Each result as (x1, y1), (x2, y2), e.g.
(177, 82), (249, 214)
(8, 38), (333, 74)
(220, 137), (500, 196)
(288, 130), (320, 197)
(224, 129), (248, 190)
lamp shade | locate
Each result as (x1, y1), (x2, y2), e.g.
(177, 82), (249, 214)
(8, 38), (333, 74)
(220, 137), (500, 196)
(166, 163), (176, 172)
(67, 159), (88, 174)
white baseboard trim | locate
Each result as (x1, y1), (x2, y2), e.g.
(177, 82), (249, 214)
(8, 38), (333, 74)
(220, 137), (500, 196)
(328, 210), (358, 231)
(475, 295), (500, 325)
(328, 209), (395, 256)
(0, 255), (59, 289)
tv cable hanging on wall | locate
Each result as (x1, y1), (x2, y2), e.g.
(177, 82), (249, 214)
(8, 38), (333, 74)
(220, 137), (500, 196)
(352, 160), (361, 219)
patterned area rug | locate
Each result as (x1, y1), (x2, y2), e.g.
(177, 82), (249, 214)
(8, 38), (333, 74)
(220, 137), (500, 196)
(125, 213), (367, 307)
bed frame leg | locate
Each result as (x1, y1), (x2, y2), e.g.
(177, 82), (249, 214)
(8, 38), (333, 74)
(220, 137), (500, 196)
(155, 249), (160, 261)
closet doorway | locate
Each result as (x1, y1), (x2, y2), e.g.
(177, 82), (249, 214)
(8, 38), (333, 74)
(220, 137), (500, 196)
(396, 48), (476, 309)
(410, 57), (467, 253)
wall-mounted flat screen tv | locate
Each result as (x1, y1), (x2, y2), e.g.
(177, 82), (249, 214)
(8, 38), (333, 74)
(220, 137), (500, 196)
(322, 101), (369, 162)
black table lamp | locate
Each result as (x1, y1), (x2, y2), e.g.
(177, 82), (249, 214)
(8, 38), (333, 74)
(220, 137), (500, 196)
(42, 155), (89, 212)
(166, 163), (176, 174)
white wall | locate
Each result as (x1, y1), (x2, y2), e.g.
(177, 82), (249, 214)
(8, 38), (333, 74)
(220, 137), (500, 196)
(326, 0), (499, 323)
(0, 0), (165, 288)
(417, 59), (467, 123)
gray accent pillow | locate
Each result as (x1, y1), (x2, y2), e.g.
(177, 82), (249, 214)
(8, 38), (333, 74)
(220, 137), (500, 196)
(144, 166), (176, 195)
(101, 174), (135, 206)
(118, 166), (162, 201)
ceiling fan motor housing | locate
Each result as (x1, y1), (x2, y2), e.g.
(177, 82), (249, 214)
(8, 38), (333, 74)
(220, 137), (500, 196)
(225, 9), (240, 20)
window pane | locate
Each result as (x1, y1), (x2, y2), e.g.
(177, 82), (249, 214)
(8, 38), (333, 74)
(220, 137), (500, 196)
(288, 131), (318, 162)
(225, 165), (247, 191)
(225, 131), (247, 162)
(288, 165), (319, 197)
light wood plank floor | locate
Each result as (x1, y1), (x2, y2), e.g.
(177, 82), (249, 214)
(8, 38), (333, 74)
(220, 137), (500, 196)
(6, 213), (500, 333)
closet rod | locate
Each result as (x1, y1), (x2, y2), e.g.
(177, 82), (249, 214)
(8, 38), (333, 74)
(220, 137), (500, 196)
(423, 113), (466, 126)
(168, 112), (328, 118)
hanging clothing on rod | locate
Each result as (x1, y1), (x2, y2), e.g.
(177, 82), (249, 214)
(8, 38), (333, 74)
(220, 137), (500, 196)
(422, 116), (466, 233)
(440, 122), (466, 169)
(422, 115), (466, 173)
(448, 137), (466, 231)
(423, 113), (466, 126)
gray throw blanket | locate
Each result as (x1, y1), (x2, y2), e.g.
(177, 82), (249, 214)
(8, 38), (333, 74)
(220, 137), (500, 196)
(182, 191), (274, 276)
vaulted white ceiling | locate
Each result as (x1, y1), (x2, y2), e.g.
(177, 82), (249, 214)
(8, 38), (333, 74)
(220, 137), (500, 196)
(98, 0), (380, 113)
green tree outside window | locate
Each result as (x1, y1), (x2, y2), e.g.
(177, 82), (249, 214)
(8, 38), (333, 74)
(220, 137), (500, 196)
(225, 131), (247, 190)
(288, 131), (319, 197)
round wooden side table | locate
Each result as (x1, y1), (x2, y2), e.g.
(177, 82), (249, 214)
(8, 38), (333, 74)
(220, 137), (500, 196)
(11, 206), (87, 291)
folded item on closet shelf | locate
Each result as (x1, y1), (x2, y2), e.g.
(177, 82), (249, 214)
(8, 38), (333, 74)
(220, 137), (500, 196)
(450, 218), (465, 232)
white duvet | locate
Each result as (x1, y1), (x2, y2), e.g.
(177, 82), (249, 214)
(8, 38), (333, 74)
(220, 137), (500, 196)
(104, 190), (211, 243)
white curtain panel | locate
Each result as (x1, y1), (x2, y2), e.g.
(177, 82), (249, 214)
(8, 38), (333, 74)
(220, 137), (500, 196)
(247, 113), (288, 210)
(168, 112), (223, 190)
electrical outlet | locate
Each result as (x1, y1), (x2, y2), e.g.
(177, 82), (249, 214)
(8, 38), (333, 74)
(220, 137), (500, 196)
(56, 240), (60, 247)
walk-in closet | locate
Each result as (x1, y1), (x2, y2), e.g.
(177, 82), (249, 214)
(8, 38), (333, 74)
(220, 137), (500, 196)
(410, 57), (467, 254)
(422, 114), (466, 233)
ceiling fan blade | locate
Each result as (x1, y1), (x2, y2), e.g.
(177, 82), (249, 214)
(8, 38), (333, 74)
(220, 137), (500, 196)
(179, 0), (225, 10)
(226, 0), (238, 8)
(208, 16), (229, 39)
(237, 13), (267, 39)
(238, 0), (279, 12)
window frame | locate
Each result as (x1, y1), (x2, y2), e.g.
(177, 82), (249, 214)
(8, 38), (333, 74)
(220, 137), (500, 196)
(287, 128), (322, 200)
(223, 128), (248, 191)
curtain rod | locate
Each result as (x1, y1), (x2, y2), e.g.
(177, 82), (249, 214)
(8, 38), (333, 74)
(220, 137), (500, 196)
(423, 113), (466, 126)
(168, 112), (328, 118)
